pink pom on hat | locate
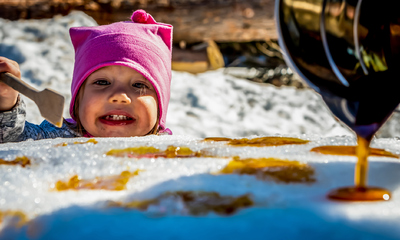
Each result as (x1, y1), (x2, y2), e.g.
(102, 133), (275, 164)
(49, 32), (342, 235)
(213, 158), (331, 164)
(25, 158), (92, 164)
(131, 9), (152, 23)
(69, 9), (173, 134)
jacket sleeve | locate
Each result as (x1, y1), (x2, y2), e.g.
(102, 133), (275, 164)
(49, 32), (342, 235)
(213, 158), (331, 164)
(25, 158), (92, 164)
(0, 96), (80, 143)
(0, 95), (26, 143)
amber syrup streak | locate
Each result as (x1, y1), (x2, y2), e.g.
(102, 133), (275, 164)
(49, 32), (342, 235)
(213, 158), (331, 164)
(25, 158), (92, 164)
(327, 136), (391, 201)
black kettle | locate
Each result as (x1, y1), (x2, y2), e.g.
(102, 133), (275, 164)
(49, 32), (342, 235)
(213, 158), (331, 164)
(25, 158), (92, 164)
(276, 0), (400, 141)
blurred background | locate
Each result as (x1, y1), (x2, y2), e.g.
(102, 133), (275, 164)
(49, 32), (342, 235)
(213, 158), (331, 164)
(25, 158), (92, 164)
(1, 0), (400, 138)
(0, 0), (304, 87)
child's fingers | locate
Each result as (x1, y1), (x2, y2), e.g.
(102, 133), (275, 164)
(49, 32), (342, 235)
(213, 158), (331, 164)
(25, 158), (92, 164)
(0, 79), (19, 111)
(0, 81), (14, 93)
(0, 56), (21, 78)
(0, 76), (19, 96)
(0, 57), (20, 111)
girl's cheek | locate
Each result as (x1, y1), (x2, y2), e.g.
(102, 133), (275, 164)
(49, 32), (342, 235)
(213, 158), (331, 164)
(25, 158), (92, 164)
(78, 104), (90, 126)
(142, 97), (158, 114)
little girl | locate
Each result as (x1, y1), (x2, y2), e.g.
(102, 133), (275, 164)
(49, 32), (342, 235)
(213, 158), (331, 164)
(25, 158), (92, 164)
(0, 10), (173, 143)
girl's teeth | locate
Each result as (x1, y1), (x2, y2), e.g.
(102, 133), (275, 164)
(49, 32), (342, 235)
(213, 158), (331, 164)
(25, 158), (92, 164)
(105, 115), (129, 120)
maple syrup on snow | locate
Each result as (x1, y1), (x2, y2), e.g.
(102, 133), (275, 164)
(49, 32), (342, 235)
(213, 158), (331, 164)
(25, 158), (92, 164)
(219, 156), (315, 183)
(55, 138), (98, 147)
(0, 210), (28, 228)
(106, 146), (201, 158)
(204, 136), (309, 147)
(0, 156), (31, 167)
(327, 137), (391, 201)
(108, 191), (253, 216)
(54, 169), (141, 191)
(310, 145), (398, 158)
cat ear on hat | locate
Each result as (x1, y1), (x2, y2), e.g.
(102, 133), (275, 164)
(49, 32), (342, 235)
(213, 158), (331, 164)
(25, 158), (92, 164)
(69, 27), (93, 51)
(158, 27), (173, 51)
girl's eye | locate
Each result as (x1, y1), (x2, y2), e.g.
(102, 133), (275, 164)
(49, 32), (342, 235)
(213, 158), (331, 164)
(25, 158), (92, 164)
(133, 82), (148, 89)
(94, 79), (110, 85)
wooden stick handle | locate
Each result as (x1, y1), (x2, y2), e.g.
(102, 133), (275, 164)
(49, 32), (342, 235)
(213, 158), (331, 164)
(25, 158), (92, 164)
(0, 72), (38, 101)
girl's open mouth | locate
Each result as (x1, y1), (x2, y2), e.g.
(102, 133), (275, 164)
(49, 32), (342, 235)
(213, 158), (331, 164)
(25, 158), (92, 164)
(99, 114), (135, 126)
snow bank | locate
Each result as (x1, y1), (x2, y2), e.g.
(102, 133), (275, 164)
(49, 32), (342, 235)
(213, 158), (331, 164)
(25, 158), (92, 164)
(168, 70), (352, 137)
(0, 135), (400, 239)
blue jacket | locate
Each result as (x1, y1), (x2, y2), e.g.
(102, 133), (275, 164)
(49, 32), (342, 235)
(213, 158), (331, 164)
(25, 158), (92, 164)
(0, 96), (80, 143)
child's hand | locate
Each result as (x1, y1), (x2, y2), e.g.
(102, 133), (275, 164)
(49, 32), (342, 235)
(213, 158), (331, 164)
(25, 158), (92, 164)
(0, 57), (20, 111)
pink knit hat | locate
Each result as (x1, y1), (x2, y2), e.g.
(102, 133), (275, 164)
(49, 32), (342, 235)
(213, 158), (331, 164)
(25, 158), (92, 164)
(69, 10), (173, 134)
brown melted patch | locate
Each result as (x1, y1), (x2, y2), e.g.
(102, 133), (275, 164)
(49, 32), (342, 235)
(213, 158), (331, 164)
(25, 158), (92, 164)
(310, 145), (399, 158)
(106, 146), (203, 158)
(327, 137), (392, 201)
(54, 169), (141, 191)
(55, 138), (98, 147)
(203, 137), (232, 142)
(0, 210), (28, 228)
(219, 157), (315, 183)
(328, 186), (391, 201)
(204, 136), (309, 147)
(0, 156), (31, 167)
(109, 191), (253, 216)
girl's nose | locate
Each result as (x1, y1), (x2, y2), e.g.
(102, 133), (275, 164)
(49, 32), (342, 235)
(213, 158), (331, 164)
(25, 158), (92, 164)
(109, 93), (132, 104)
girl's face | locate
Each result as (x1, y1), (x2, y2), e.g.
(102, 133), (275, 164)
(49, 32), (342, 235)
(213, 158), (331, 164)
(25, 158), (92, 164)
(78, 65), (158, 137)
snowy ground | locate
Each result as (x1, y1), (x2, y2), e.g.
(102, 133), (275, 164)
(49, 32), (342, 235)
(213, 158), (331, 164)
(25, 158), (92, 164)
(1, 11), (400, 239)
(1, 135), (400, 239)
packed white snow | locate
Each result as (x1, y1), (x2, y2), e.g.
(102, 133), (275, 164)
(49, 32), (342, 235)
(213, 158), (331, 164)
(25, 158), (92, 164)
(1, 135), (400, 239)
(1, 11), (400, 240)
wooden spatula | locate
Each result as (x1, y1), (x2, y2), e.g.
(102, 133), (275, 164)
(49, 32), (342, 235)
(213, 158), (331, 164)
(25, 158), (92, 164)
(0, 72), (65, 128)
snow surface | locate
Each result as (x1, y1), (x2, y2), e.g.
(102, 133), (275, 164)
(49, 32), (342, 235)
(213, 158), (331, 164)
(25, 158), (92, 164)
(1, 135), (400, 239)
(1, 11), (400, 239)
